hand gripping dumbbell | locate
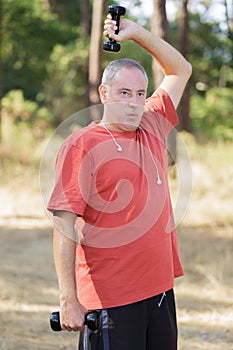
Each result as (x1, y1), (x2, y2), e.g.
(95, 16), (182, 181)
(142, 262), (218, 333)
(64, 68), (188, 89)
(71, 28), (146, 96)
(50, 311), (101, 332)
(103, 5), (126, 52)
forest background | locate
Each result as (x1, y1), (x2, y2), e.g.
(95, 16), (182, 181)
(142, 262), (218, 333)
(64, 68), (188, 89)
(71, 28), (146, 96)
(0, 0), (233, 349)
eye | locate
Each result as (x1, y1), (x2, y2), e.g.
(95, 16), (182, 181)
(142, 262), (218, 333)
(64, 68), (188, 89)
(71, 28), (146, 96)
(120, 90), (130, 96)
(138, 91), (145, 97)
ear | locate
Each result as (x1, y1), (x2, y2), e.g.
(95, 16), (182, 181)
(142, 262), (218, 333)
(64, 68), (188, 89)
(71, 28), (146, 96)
(98, 84), (108, 104)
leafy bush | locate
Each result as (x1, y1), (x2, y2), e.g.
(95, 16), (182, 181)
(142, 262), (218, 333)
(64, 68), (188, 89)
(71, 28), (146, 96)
(2, 90), (53, 145)
(191, 87), (233, 141)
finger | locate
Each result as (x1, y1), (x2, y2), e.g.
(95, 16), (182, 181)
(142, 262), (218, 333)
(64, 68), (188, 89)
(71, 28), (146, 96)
(104, 25), (117, 35)
(61, 324), (71, 331)
(79, 325), (85, 333)
(104, 23), (117, 30)
(62, 324), (82, 332)
(104, 18), (116, 25)
(103, 29), (116, 39)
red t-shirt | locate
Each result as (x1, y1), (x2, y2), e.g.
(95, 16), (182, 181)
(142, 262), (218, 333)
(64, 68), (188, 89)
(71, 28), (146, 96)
(48, 88), (184, 309)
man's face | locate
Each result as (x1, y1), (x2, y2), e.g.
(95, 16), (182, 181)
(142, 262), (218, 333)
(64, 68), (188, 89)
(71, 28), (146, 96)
(100, 67), (148, 131)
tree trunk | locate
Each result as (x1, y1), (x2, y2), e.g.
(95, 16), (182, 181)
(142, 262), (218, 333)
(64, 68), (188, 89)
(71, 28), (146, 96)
(88, 0), (107, 114)
(224, 0), (233, 41)
(40, 0), (50, 10)
(178, 0), (191, 132)
(81, 0), (91, 38)
(151, 0), (170, 87)
(81, 0), (91, 110)
(0, 0), (2, 142)
(151, 0), (176, 165)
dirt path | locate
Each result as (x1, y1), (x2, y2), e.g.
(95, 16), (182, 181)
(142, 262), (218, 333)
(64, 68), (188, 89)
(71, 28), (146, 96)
(0, 218), (232, 350)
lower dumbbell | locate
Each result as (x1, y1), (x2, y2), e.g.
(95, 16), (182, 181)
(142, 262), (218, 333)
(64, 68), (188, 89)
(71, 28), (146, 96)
(50, 311), (101, 332)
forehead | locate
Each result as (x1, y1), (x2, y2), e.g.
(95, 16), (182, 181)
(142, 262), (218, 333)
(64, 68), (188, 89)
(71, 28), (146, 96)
(111, 67), (148, 89)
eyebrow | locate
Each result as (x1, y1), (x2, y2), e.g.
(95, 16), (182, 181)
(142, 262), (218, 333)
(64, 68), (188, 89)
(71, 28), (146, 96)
(119, 88), (146, 93)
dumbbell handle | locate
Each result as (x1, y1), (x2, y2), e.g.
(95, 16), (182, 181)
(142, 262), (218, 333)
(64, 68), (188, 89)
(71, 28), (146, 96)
(50, 311), (100, 332)
(109, 5), (124, 36)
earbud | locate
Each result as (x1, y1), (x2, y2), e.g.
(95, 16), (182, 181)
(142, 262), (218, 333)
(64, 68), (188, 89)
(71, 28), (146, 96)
(157, 177), (162, 185)
(116, 144), (123, 152)
(101, 123), (123, 152)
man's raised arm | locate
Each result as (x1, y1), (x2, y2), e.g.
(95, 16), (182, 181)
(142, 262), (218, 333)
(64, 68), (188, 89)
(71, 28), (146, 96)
(104, 16), (192, 108)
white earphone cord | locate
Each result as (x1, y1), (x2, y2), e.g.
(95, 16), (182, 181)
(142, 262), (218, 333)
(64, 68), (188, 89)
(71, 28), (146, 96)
(102, 124), (162, 185)
(102, 124), (123, 152)
(139, 127), (162, 185)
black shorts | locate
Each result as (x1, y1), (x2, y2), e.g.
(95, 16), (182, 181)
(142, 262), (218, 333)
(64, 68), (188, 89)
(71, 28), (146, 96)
(78, 289), (177, 350)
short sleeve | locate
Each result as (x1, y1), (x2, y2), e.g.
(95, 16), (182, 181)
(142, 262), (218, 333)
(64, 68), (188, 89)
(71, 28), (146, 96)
(47, 141), (92, 216)
(141, 88), (179, 140)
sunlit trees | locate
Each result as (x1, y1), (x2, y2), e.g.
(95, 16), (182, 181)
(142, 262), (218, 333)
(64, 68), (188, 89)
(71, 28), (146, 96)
(1, 0), (232, 140)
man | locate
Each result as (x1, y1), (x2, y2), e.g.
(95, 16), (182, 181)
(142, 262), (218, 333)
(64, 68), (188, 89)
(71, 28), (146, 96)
(48, 14), (192, 350)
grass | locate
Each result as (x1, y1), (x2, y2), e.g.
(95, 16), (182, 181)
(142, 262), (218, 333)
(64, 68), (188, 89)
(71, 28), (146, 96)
(176, 225), (233, 350)
(167, 133), (233, 349)
(169, 132), (233, 227)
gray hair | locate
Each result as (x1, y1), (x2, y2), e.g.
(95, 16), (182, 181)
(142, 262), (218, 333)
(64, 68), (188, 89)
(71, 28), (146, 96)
(101, 58), (148, 86)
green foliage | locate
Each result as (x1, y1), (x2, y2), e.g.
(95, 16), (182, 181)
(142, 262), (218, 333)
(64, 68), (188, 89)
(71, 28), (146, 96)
(48, 0), (81, 26)
(2, 90), (37, 122)
(43, 39), (89, 126)
(171, 12), (233, 91)
(191, 87), (233, 141)
(2, 90), (53, 137)
(1, 89), (52, 174)
(3, 0), (78, 100)
(2, 0), (233, 144)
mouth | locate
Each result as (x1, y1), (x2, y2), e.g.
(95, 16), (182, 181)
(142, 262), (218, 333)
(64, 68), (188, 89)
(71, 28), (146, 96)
(126, 113), (138, 119)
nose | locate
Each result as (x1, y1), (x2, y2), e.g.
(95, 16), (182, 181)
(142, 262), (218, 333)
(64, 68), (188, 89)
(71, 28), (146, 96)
(128, 95), (140, 107)
(128, 101), (138, 109)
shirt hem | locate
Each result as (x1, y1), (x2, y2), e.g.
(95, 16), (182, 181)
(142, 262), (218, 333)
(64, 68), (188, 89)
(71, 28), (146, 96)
(80, 281), (175, 310)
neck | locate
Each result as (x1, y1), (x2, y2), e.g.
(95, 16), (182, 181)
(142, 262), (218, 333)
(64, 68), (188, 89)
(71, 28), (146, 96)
(99, 120), (137, 132)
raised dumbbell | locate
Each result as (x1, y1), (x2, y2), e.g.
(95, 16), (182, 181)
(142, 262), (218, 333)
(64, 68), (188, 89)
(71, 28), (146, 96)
(103, 5), (126, 52)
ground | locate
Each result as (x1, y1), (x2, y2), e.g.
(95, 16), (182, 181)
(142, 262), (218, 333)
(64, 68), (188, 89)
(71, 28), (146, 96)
(0, 217), (232, 350)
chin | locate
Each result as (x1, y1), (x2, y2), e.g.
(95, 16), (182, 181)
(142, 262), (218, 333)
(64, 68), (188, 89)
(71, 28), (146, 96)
(122, 122), (139, 131)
